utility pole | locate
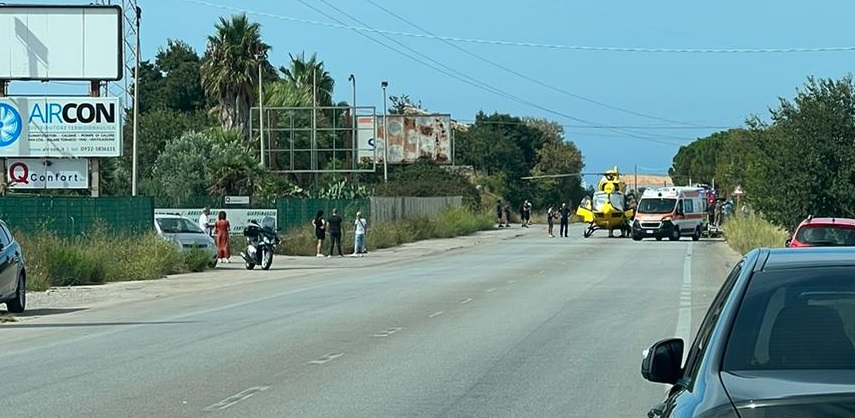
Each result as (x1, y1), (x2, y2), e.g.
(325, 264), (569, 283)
(635, 165), (640, 192)
(381, 80), (388, 182)
(257, 53), (265, 168)
(312, 68), (318, 187)
(348, 74), (356, 184)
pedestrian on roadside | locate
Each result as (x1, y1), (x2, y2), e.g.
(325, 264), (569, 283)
(198, 207), (212, 236)
(312, 210), (326, 257)
(547, 205), (556, 237)
(504, 205), (512, 227)
(559, 202), (571, 237)
(326, 208), (344, 258)
(214, 210), (231, 263)
(496, 200), (504, 227)
(353, 211), (368, 256)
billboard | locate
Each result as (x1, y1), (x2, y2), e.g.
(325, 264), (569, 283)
(0, 5), (123, 80)
(357, 114), (452, 164)
(155, 208), (278, 236)
(0, 97), (122, 157)
(6, 157), (88, 189)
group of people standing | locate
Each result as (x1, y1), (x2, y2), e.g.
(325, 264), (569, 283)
(311, 209), (368, 258)
(495, 200), (575, 238)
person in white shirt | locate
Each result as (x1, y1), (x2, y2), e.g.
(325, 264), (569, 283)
(198, 207), (212, 236)
(353, 211), (367, 256)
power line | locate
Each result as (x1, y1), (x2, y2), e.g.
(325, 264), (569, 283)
(300, 0), (688, 147)
(364, 0), (710, 129)
(177, 0), (855, 54)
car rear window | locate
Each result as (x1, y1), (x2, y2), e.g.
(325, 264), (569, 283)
(722, 266), (855, 371)
(795, 225), (855, 246)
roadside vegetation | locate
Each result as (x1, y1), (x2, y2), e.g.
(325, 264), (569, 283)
(277, 206), (495, 257)
(721, 214), (789, 255)
(669, 74), (855, 253)
(17, 225), (212, 291)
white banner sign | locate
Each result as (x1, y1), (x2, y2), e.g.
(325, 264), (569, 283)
(155, 208), (278, 235)
(6, 158), (89, 189)
(0, 97), (121, 157)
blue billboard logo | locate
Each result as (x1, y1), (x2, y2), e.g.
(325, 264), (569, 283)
(0, 103), (22, 148)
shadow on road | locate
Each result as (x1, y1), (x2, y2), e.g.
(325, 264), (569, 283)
(10, 307), (89, 317)
(4, 320), (198, 329)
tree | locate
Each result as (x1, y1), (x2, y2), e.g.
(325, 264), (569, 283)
(200, 14), (271, 139)
(150, 131), (218, 205)
(279, 52), (334, 107)
(389, 95), (423, 114)
(743, 75), (855, 229)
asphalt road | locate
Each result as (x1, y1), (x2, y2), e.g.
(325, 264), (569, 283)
(0, 224), (740, 418)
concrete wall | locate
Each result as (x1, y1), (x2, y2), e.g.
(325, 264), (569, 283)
(369, 196), (463, 223)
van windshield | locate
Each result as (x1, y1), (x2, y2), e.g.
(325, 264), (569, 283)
(637, 198), (676, 214)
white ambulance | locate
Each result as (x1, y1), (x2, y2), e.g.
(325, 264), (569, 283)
(631, 186), (708, 241)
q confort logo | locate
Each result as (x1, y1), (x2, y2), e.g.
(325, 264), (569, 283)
(0, 103), (22, 148)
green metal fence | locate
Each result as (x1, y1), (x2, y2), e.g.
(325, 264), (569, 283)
(276, 198), (370, 233)
(0, 196), (154, 237)
(153, 195), (276, 209)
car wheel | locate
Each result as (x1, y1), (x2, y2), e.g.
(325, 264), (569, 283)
(669, 226), (681, 241)
(692, 227), (701, 241)
(632, 235), (642, 241)
(6, 273), (25, 313)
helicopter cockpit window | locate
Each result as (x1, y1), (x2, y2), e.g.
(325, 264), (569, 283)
(637, 198), (677, 214)
(592, 193), (609, 211)
(609, 193), (625, 211)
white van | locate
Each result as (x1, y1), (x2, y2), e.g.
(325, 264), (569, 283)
(631, 187), (708, 241)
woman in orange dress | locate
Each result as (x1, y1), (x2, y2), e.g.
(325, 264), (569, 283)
(215, 210), (231, 263)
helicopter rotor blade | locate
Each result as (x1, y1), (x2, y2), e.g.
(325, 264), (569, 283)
(521, 171), (619, 180)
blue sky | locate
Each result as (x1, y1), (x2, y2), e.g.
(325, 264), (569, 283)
(8, 0), (855, 179)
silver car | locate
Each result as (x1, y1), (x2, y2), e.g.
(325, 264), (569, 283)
(154, 214), (218, 268)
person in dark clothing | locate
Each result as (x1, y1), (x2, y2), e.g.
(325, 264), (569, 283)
(504, 205), (512, 227)
(326, 208), (344, 257)
(312, 210), (326, 257)
(559, 202), (571, 237)
(496, 200), (504, 227)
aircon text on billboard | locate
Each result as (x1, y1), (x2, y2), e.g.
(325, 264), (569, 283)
(0, 97), (122, 158)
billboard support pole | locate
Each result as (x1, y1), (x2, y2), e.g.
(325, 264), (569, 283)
(89, 81), (101, 197)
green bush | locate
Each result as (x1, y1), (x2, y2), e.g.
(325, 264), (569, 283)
(16, 224), (214, 291)
(277, 205), (495, 256)
(723, 213), (789, 255)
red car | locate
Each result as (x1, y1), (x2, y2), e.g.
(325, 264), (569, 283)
(785, 216), (855, 247)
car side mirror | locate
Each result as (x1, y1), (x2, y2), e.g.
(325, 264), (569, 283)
(641, 338), (684, 385)
(785, 237), (792, 247)
(676, 206), (684, 216)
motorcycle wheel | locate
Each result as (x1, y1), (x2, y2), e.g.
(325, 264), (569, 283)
(261, 247), (273, 270)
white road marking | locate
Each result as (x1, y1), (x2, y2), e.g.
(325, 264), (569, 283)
(373, 327), (402, 337)
(203, 386), (269, 412)
(675, 243), (693, 364)
(460, 298), (473, 304)
(308, 352), (344, 364)
(485, 288), (496, 293)
(538, 270), (545, 275)
(428, 311), (443, 318)
(508, 280), (517, 284)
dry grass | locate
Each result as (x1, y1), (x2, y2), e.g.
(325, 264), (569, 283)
(17, 225), (214, 291)
(276, 206), (496, 256)
(722, 213), (789, 255)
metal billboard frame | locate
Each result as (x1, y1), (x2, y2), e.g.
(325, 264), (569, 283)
(0, 4), (123, 81)
(249, 105), (379, 174)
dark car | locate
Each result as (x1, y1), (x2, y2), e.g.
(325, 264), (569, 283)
(786, 216), (855, 247)
(641, 246), (855, 417)
(0, 220), (25, 313)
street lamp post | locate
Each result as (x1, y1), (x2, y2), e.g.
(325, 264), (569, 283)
(381, 80), (388, 182)
(257, 53), (265, 168)
(131, 5), (141, 196)
(348, 74), (356, 173)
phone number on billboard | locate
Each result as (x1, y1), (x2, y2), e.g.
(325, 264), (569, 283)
(79, 146), (117, 152)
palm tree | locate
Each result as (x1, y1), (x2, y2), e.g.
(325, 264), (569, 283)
(279, 52), (335, 107)
(200, 13), (271, 140)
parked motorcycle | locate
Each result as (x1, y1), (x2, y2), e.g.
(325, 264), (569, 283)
(240, 216), (280, 270)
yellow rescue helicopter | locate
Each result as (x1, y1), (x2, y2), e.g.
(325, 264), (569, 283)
(522, 166), (636, 238)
